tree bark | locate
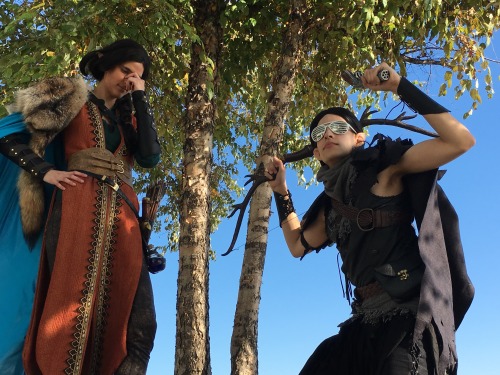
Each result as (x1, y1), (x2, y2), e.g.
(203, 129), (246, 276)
(175, 1), (224, 374)
(230, 1), (307, 374)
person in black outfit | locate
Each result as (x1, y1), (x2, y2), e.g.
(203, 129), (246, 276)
(266, 62), (475, 375)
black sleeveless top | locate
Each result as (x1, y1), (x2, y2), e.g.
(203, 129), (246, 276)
(327, 189), (419, 287)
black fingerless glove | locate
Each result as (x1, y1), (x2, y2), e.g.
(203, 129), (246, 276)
(0, 133), (54, 179)
(132, 91), (161, 167)
(397, 77), (449, 115)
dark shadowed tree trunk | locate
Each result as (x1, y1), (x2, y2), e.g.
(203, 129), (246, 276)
(175, 1), (224, 374)
(230, 1), (308, 374)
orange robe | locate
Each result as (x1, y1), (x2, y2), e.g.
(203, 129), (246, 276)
(23, 102), (143, 374)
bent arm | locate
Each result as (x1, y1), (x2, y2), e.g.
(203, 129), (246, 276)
(132, 90), (161, 168)
(0, 133), (86, 189)
(363, 63), (475, 176)
(395, 112), (475, 175)
(0, 133), (54, 179)
(266, 156), (329, 258)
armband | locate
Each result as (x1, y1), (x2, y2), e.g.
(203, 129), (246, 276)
(300, 231), (312, 252)
(397, 77), (449, 115)
(0, 134), (54, 179)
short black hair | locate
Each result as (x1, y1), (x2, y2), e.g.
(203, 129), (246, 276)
(79, 39), (151, 81)
(309, 107), (363, 147)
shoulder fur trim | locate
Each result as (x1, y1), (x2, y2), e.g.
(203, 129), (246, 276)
(11, 76), (88, 156)
(12, 76), (88, 244)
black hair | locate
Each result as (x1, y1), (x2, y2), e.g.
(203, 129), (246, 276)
(79, 39), (151, 81)
(309, 107), (363, 147)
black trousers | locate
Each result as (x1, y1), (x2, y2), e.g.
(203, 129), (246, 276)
(299, 314), (437, 375)
(115, 260), (157, 375)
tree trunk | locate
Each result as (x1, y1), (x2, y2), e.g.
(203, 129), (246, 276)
(175, 1), (224, 374)
(230, 2), (307, 374)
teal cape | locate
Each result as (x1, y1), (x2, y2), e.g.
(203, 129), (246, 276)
(0, 113), (57, 375)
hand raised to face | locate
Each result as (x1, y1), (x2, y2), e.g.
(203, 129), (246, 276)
(123, 72), (146, 92)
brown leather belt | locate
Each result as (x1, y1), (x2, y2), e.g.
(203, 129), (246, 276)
(331, 198), (413, 231)
(354, 281), (385, 301)
(68, 148), (132, 186)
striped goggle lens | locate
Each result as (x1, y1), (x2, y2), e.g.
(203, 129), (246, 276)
(311, 121), (356, 142)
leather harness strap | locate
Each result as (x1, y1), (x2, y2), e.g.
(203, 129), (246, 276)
(79, 170), (140, 220)
(354, 281), (385, 301)
(330, 197), (413, 231)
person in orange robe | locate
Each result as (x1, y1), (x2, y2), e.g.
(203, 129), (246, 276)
(1, 39), (161, 375)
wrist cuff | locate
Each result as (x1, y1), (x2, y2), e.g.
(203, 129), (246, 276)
(397, 77), (449, 115)
(274, 190), (295, 227)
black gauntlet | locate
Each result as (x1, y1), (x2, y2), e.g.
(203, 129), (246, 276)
(0, 133), (54, 179)
(132, 90), (161, 159)
(397, 77), (449, 115)
(274, 190), (296, 227)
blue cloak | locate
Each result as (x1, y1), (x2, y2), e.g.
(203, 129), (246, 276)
(0, 113), (55, 375)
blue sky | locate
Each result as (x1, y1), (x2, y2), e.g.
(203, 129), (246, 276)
(147, 36), (500, 374)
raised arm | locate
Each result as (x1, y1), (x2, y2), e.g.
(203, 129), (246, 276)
(362, 63), (475, 176)
(265, 156), (329, 258)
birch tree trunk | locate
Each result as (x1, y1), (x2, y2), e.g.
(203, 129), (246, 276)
(230, 1), (307, 374)
(175, 1), (224, 374)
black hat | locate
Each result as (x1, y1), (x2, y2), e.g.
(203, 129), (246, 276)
(309, 107), (362, 146)
(79, 39), (151, 81)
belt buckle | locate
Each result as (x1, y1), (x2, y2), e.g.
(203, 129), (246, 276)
(100, 174), (119, 191)
(356, 208), (374, 231)
(117, 160), (125, 174)
(112, 160), (125, 174)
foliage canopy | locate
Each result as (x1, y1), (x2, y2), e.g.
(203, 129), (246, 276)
(1, 0), (498, 254)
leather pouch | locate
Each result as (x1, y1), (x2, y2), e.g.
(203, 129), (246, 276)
(373, 251), (425, 302)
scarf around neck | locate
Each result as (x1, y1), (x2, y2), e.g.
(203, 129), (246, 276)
(316, 155), (358, 246)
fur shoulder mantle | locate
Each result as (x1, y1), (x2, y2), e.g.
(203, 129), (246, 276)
(9, 76), (88, 246)
(9, 76), (88, 155)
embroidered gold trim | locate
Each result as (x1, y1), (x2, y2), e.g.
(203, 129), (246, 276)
(64, 101), (131, 374)
(65, 184), (106, 375)
(65, 102), (116, 374)
(89, 183), (119, 373)
(88, 101), (105, 149)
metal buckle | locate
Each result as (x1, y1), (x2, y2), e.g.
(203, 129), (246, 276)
(99, 174), (119, 191)
(356, 208), (375, 231)
(398, 269), (409, 281)
(116, 160), (125, 174)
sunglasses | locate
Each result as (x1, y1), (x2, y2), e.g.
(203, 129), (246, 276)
(311, 120), (357, 142)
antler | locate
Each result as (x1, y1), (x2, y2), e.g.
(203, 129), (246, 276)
(359, 107), (438, 137)
(221, 145), (314, 256)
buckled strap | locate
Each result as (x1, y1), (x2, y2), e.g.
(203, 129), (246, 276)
(68, 147), (132, 186)
(331, 198), (413, 231)
(81, 170), (140, 218)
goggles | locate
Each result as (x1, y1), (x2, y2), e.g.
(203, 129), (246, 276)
(311, 120), (357, 142)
